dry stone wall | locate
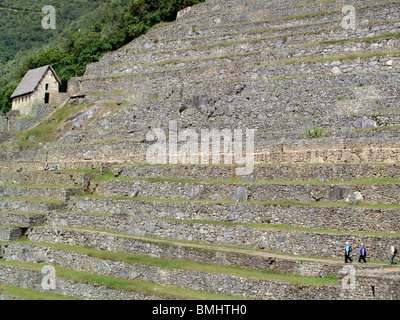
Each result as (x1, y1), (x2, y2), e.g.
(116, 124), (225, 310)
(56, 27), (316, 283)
(0, 242), (339, 300)
(43, 212), (400, 261)
(0, 264), (165, 300)
(0, 212), (45, 228)
(70, 196), (400, 234)
(111, 163), (400, 181)
(0, 227), (24, 241)
(91, 179), (400, 205)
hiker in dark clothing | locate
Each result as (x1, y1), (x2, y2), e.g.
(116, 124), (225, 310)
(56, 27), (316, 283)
(358, 243), (367, 263)
(345, 241), (353, 263)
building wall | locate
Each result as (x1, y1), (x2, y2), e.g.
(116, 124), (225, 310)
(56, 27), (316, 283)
(12, 69), (60, 116)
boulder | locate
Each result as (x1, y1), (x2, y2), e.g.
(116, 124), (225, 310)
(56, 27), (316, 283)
(345, 192), (363, 205)
(258, 236), (266, 249)
(233, 186), (249, 202)
(353, 116), (377, 129)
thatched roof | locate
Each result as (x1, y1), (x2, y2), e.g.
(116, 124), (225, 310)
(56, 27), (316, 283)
(10, 65), (61, 99)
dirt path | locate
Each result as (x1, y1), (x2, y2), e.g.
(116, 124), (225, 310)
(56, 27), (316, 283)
(65, 226), (400, 273)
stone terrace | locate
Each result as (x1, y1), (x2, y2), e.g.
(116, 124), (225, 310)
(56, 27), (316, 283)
(0, 0), (400, 300)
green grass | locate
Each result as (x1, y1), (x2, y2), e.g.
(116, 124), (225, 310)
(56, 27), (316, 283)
(1, 183), (82, 189)
(11, 239), (339, 287)
(14, 103), (86, 149)
(93, 171), (400, 186)
(27, 225), (400, 266)
(0, 210), (44, 216)
(0, 259), (244, 300)
(0, 196), (63, 204)
(274, 50), (400, 67)
(24, 168), (101, 174)
(17, 115), (36, 119)
(159, 218), (400, 237)
(0, 285), (78, 300)
(74, 193), (400, 210)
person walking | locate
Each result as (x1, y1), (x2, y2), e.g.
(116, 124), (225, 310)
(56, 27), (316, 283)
(358, 243), (367, 264)
(345, 241), (353, 263)
(390, 245), (397, 265)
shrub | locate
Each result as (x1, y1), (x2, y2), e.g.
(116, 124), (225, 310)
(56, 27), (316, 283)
(301, 125), (330, 139)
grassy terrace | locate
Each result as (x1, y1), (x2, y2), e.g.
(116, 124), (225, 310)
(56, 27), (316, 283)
(0, 196), (64, 204)
(124, 31), (400, 68)
(111, 162), (400, 167)
(151, 0), (400, 38)
(0, 260), (244, 300)
(0, 285), (78, 300)
(160, 218), (400, 238)
(22, 169), (101, 173)
(87, 48), (400, 80)
(0, 210), (45, 216)
(45, 208), (400, 237)
(81, 40), (400, 78)
(6, 103), (87, 149)
(0, 184), (82, 189)
(93, 171), (400, 185)
(19, 226), (400, 266)
(74, 193), (400, 210)
(3, 239), (339, 287)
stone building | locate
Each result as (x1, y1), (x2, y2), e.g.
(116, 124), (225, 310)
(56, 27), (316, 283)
(10, 65), (62, 116)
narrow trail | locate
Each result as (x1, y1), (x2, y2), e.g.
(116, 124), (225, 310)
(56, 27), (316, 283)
(64, 226), (400, 273)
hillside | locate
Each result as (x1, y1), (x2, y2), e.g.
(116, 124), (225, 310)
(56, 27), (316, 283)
(0, 0), (399, 302)
(0, 0), (113, 113)
(0, 0), (204, 113)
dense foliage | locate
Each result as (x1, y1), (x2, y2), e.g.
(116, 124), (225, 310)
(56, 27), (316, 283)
(0, 0), (204, 113)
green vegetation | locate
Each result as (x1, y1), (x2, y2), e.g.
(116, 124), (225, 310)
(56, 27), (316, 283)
(0, 285), (78, 300)
(0, 259), (244, 300)
(0, 0), (205, 113)
(93, 171), (400, 185)
(161, 218), (400, 237)
(13, 102), (86, 149)
(13, 239), (339, 286)
(74, 192), (400, 210)
(300, 125), (330, 139)
(0, 196), (63, 204)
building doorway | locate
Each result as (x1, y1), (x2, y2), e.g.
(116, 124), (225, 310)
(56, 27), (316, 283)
(44, 92), (50, 104)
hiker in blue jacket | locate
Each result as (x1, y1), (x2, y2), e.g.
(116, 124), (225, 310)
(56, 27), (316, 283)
(345, 241), (353, 263)
(358, 243), (367, 263)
